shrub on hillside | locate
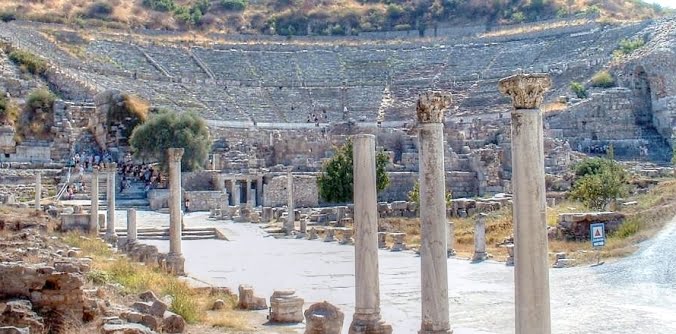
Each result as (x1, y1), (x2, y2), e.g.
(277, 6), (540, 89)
(0, 95), (20, 126)
(591, 70), (615, 88)
(85, 1), (114, 19)
(220, 0), (248, 11)
(570, 81), (587, 99)
(130, 110), (211, 172)
(613, 37), (646, 59)
(142, 0), (176, 12)
(9, 50), (47, 75)
(107, 94), (150, 138)
(570, 157), (628, 210)
(0, 11), (16, 22)
(19, 88), (56, 140)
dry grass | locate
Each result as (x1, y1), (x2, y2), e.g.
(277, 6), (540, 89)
(542, 102), (568, 113)
(61, 233), (249, 330)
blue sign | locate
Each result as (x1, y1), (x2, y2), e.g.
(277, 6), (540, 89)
(590, 223), (605, 247)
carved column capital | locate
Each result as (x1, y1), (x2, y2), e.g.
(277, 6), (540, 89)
(167, 148), (184, 163)
(104, 162), (117, 173)
(416, 91), (451, 124)
(498, 73), (551, 109)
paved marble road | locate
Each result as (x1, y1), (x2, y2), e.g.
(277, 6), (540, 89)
(132, 211), (676, 334)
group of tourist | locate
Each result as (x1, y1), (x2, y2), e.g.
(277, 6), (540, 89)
(306, 109), (328, 126)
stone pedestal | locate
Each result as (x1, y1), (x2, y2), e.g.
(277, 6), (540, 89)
(262, 207), (273, 223)
(300, 219), (307, 234)
(284, 172), (295, 234)
(390, 233), (406, 252)
(447, 221), (456, 257)
(377, 232), (387, 249)
(212, 153), (220, 170)
(269, 290), (304, 323)
(127, 208), (137, 245)
(348, 134), (391, 333)
(506, 244), (515, 266)
(340, 228), (354, 245)
(238, 285), (267, 310)
(34, 172), (41, 211)
(105, 163), (117, 244)
(168, 148), (185, 275)
(305, 302), (344, 334)
(323, 228), (335, 242)
(90, 167), (100, 233)
(417, 92), (452, 334)
(499, 73), (552, 334)
(307, 227), (318, 240)
(472, 213), (487, 262)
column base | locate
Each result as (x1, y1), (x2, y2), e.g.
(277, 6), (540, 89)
(348, 315), (392, 334)
(166, 253), (185, 275)
(418, 330), (453, 334)
(472, 251), (487, 262)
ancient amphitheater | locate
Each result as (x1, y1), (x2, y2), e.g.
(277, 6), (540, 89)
(0, 16), (675, 203)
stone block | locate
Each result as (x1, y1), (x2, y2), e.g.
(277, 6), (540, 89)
(238, 285), (267, 310)
(269, 290), (304, 323)
(161, 311), (186, 333)
(304, 301), (344, 334)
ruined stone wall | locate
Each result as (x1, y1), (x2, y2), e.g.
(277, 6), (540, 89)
(182, 171), (216, 191)
(184, 191), (228, 211)
(263, 174), (319, 207)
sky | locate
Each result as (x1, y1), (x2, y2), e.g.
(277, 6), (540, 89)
(646, 0), (676, 8)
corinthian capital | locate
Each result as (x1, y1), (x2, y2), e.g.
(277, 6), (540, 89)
(498, 73), (551, 109)
(416, 91), (452, 124)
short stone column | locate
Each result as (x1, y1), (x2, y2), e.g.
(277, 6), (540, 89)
(34, 172), (41, 211)
(246, 179), (253, 207)
(307, 227), (318, 240)
(390, 233), (406, 252)
(89, 167), (100, 233)
(232, 181), (240, 206)
(256, 177), (264, 207)
(167, 148), (185, 275)
(377, 232), (387, 249)
(212, 153), (220, 170)
(417, 92), (452, 334)
(340, 228), (354, 245)
(348, 134), (392, 334)
(323, 228), (335, 242)
(472, 213), (487, 262)
(299, 219), (307, 234)
(499, 73), (552, 334)
(284, 171), (295, 234)
(105, 163), (117, 243)
(127, 208), (137, 245)
(447, 221), (456, 257)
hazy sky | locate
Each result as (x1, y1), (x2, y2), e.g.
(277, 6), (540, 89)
(646, 0), (676, 8)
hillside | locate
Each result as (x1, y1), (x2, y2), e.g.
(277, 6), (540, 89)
(0, 0), (671, 36)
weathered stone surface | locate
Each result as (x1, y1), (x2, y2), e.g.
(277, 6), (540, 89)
(212, 299), (227, 310)
(0, 300), (44, 334)
(557, 212), (625, 240)
(238, 285), (267, 310)
(304, 301), (344, 334)
(269, 290), (304, 323)
(100, 323), (157, 334)
(498, 73), (552, 109)
(0, 327), (29, 334)
(161, 311), (186, 333)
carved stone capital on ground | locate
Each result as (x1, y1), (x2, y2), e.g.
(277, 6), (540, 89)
(498, 73), (551, 109)
(416, 91), (451, 124)
(167, 148), (184, 163)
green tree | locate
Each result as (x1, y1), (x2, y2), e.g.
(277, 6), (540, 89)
(317, 140), (389, 203)
(407, 181), (453, 207)
(129, 110), (211, 172)
(570, 157), (628, 210)
(570, 81), (587, 99)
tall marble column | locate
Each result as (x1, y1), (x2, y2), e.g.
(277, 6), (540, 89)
(417, 92), (452, 334)
(127, 208), (137, 244)
(167, 148), (185, 275)
(349, 134), (392, 334)
(34, 172), (41, 211)
(246, 179), (253, 207)
(105, 163), (117, 243)
(498, 73), (552, 334)
(89, 167), (100, 233)
(284, 171), (295, 234)
(212, 153), (220, 170)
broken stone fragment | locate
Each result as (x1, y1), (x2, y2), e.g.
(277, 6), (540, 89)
(161, 311), (186, 333)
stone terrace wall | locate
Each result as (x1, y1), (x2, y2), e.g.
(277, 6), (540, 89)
(264, 174), (319, 208)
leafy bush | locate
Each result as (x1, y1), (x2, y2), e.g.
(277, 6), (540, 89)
(26, 88), (55, 113)
(613, 218), (640, 239)
(0, 95), (20, 126)
(142, 0), (176, 12)
(220, 0), (248, 11)
(570, 158), (628, 210)
(317, 140), (389, 203)
(512, 11), (526, 23)
(407, 181), (452, 207)
(569, 81), (587, 99)
(591, 70), (615, 88)
(107, 94), (149, 138)
(130, 110), (211, 172)
(86, 1), (114, 19)
(613, 37), (646, 59)
(86, 270), (112, 285)
(9, 50), (47, 75)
